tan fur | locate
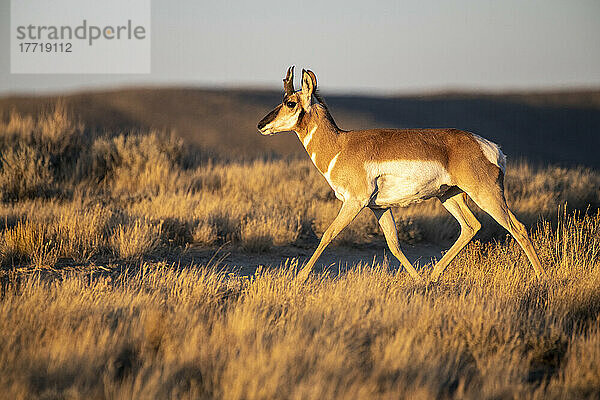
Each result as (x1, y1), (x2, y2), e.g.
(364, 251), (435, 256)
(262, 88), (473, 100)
(258, 67), (547, 282)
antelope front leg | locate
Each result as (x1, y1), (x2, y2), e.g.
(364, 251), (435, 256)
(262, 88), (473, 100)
(371, 208), (424, 282)
(297, 200), (364, 282)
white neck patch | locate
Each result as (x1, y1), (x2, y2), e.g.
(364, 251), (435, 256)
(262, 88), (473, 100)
(303, 125), (317, 148)
(323, 152), (341, 181)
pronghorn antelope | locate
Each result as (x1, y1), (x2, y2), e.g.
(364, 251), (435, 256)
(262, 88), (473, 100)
(257, 67), (547, 283)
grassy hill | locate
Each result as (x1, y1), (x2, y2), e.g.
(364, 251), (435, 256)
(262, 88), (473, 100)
(1, 88), (599, 166)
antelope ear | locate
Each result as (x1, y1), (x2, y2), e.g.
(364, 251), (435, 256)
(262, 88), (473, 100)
(300, 69), (317, 109)
(283, 66), (295, 95)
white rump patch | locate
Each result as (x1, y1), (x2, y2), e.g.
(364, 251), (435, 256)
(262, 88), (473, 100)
(472, 134), (506, 173)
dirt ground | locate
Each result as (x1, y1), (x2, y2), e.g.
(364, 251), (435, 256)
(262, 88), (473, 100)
(178, 242), (446, 277)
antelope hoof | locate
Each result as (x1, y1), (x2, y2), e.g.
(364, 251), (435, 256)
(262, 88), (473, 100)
(536, 269), (549, 281)
(296, 268), (311, 283)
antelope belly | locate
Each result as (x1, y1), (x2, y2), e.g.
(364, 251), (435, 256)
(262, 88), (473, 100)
(366, 160), (452, 208)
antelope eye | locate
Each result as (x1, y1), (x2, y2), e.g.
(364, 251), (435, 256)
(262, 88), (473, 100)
(285, 101), (296, 108)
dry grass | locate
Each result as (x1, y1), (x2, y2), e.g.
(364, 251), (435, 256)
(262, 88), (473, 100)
(0, 211), (599, 399)
(1, 103), (599, 398)
(2, 220), (60, 267)
(109, 218), (164, 260)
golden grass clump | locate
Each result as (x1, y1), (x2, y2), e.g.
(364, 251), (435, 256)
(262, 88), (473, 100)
(0, 145), (54, 201)
(1, 220), (59, 267)
(109, 218), (164, 260)
(89, 132), (186, 195)
(240, 214), (302, 252)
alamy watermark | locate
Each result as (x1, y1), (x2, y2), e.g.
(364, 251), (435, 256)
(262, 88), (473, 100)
(11, 0), (151, 74)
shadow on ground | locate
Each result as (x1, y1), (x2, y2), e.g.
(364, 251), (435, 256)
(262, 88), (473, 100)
(178, 242), (446, 277)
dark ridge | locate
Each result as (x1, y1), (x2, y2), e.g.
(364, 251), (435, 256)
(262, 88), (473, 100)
(1, 88), (599, 168)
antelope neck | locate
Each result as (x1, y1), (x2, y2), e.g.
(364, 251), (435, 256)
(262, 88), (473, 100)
(295, 107), (341, 174)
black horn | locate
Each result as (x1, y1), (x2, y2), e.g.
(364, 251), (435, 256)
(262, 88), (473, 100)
(283, 66), (295, 95)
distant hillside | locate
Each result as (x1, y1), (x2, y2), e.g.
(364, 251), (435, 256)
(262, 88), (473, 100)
(1, 88), (599, 167)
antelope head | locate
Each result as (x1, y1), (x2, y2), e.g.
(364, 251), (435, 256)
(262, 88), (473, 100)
(257, 66), (318, 135)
